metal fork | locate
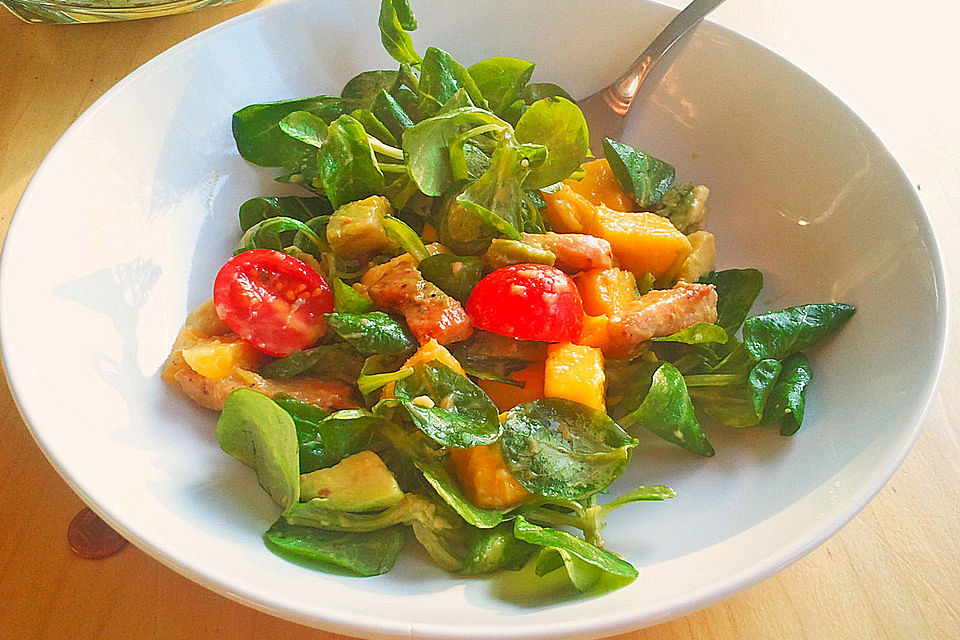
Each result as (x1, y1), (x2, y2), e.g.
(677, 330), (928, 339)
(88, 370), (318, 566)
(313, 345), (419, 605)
(577, 0), (726, 155)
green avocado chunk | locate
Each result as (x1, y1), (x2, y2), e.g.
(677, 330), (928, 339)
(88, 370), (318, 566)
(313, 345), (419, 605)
(326, 195), (392, 257)
(299, 450), (404, 511)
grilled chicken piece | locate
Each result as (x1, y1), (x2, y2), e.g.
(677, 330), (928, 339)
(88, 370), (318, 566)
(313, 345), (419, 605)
(162, 300), (357, 412)
(520, 232), (614, 273)
(361, 254), (473, 345)
(169, 367), (358, 412)
(607, 282), (718, 354)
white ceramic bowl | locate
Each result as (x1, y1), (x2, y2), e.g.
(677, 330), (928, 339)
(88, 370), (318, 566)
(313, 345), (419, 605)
(0, 1), (946, 638)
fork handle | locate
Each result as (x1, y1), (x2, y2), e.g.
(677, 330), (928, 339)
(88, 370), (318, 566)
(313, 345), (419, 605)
(605, 0), (725, 113)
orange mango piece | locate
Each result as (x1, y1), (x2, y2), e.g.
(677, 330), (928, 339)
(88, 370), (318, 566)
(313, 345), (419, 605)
(476, 364), (545, 412)
(448, 444), (530, 510)
(544, 342), (605, 411)
(589, 206), (691, 281)
(575, 268), (637, 316)
(541, 183), (598, 234)
(566, 159), (634, 211)
(182, 338), (262, 380)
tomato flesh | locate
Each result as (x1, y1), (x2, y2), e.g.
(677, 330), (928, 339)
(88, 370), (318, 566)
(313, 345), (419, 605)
(213, 249), (334, 357)
(465, 263), (584, 342)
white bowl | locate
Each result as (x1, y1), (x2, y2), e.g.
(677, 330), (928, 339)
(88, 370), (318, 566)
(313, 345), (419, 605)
(0, 0), (946, 638)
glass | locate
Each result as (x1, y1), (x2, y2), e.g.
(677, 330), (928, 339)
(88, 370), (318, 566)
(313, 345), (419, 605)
(1, 0), (240, 23)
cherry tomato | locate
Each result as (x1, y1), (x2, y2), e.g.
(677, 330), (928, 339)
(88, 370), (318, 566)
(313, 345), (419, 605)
(213, 249), (334, 357)
(465, 263), (584, 342)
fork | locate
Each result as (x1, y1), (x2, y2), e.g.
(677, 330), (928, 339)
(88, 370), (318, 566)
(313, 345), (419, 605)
(577, 0), (726, 155)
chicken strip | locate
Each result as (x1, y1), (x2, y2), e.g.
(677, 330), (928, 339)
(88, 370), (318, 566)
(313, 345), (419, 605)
(162, 300), (357, 412)
(606, 282), (718, 355)
(360, 254), (473, 345)
(520, 232), (614, 273)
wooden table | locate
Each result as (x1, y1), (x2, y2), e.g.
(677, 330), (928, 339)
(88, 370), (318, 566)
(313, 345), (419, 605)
(1, 1), (958, 638)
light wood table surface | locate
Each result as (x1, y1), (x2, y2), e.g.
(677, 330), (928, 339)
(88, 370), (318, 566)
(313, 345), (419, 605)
(1, 1), (958, 638)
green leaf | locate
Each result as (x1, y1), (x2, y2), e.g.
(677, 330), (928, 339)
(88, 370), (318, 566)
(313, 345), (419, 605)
(350, 108), (397, 146)
(689, 358), (782, 428)
(371, 89), (415, 141)
(415, 459), (506, 528)
(394, 361), (503, 448)
(317, 114), (385, 209)
(437, 87), (475, 114)
(331, 277), (374, 313)
(742, 303), (856, 361)
(235, 216), (325, 255)
(699, 269), (764, 335)
(418, 47), (487, 117)
(521, 82), (574, 105)
(238, 196), (332, 233)
(764, 353), (812, 436)
(651, 322), (728, 345)
(279, 110), (328, 148)
(261, 346), (330, 380)
(515, 97), (589, 189)
(467, 56), (535, 114)
(274, 400), (375, 474)
(295, 343), (366, 383)
(341, 70), (399, 107)
(412, 516), (535, 575)
(604, 352), (660, 421)
(451, 144), (532, 244)
(602, 138), (675, 207)
(216, 389), (300, 509)
(596, 485), (678, 516)
(378, 0), (421, 65)
(417, 254), (483, 303)
(402, 107), (511, 197)
(620, 363), (715, 456)
(232, 96), (353, 168)
(324, 311), (417, 355)
(501, 398), (637, 499)
(382, 215), (430, 261)
(264, 518), (406, 577)
(514, 516), (638, 590)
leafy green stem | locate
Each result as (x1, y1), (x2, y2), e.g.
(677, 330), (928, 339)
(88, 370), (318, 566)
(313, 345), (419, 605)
(368, 135), (405, 160)
(357, 367), (413, 395)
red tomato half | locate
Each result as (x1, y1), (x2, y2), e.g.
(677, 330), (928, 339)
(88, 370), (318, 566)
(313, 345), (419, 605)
(465, 263), (584, 342)
(213, 249), (334, 357)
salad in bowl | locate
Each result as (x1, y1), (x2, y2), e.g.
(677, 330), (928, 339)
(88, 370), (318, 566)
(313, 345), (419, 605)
(162, 0), (854, 595)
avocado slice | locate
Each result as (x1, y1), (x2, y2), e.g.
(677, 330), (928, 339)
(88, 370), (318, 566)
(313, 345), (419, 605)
(299, 450), (403, 512)
(326, 195), (391, 257)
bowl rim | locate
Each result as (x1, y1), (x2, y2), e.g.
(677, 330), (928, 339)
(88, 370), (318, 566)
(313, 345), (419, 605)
(0, 0), (949, 638)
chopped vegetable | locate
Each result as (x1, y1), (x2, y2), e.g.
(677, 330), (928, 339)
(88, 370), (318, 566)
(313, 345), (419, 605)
(575, 268), (637, 316)
(465, 264), (584, 342)
(565, 158), (634, 212)
(588, 206), (691, 282)
(544, 342), (605, 411)
(213, 249), (334, 357)
(448, 444), (531, 510)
